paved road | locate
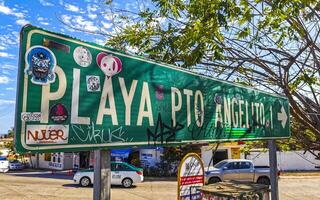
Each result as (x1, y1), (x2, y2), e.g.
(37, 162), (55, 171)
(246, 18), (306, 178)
(0, 172), (319, 200)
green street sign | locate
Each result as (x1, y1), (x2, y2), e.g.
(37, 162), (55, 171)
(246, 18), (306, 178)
(15, 25), (290, 153)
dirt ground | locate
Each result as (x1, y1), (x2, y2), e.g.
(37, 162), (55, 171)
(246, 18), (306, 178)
(0, 171), (320, 200)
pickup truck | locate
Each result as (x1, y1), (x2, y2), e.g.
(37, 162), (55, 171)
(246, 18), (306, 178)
(205, 159), (272, 185)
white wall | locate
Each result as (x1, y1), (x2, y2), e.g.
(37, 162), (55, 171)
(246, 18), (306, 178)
(0, 148), (10, 157)
(244, 150), (320, 171)
(30, 154), (50, 169)
(30, 153), (74, 170)
(201, 146), (231, 167)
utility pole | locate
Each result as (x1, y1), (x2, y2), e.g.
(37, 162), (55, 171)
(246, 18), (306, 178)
(93, 149), (111, 200)
(268, 140), (279, 200)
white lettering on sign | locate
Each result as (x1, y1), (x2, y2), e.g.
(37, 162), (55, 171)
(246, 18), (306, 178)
(215, 96), (271, 128)
(119, 77), (138, 126)
(41, 66), (67, 123)
(21, 112), (41, 121)
(26, 125), (69, 145)
(183, 89), (193, 127)
(194, 90), (204, 127)
(137, 82), (154, 126)
(71, 68), (90, 125)
(172, 87), (204, 127)
(96, 77), (118, 125)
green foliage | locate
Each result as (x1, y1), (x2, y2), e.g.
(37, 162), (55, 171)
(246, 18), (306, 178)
(7, 127), (14, 138)
(107, 0), (319, 67)
(5, 141), (14, 153)
(104, 0), (320, 155)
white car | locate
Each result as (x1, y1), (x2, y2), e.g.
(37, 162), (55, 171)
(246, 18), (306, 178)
(0, 157), (9, 173)
(73, 162), (143, 188)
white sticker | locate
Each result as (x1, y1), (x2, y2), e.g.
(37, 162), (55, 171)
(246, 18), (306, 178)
(26, 124), (69, 145)
(21, 112), (42, 121)
(86, 75), (101, 92)
(73, 46), (92, 67)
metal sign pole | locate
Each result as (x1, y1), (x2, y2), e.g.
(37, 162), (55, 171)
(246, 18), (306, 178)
(93, 150), (101, 200)
(93, 150), (111, 200)
(268, 140), (279, 200)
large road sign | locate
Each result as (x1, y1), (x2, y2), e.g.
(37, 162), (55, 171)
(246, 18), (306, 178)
(15, 25), (290, 153)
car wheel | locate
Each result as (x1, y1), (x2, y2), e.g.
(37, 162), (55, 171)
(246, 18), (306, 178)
(208, 177), (221, 184)
(80, 177), (91, 187)
(122, 178), (133, 188)
(257, 177), (270, 185)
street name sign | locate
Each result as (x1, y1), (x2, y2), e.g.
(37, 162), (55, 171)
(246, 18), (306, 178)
(15, 25), (290, 153)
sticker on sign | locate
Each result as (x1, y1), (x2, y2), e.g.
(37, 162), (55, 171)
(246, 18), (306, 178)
(26, 125), (69, 145)
(21, 112), (41, 121)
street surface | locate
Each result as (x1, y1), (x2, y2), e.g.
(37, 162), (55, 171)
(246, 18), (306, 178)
(0, 171), (319, 200)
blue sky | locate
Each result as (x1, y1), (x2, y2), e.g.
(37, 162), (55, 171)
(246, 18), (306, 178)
(0, 0), (132, 134)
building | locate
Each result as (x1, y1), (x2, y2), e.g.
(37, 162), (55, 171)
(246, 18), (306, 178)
(30, 152), (73, 170)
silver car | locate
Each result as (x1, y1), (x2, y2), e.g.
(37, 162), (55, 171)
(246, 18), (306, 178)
(9, 160), (24, 170)
(205, 159), (271, 185)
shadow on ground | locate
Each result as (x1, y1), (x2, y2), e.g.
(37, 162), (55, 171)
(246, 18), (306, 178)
(62, 183), (137, 189)
(143, 177), (177, 182)
(8, 171), (73, 180)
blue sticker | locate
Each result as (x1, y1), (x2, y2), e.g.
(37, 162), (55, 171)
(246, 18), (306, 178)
(25, 45), (57, 85)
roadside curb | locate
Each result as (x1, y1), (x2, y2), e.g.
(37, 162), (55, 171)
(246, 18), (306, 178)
(280, 175), (320, 179)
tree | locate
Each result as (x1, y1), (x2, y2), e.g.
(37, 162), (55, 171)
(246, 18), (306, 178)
(63, 0), (320, 157)
(7, 127), (14, 138)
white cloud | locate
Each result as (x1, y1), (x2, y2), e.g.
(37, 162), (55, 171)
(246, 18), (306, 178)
(87, 4), (98, 12)
(0, 45), (6, 50)
(94, 39), (105, 45)
(61, 15), (99, 32)
(87, 4), (98, 19)
(39, 0), (54, 7)
(16, 19), (30, 26)
(61, 15), (71, 23)
(37, 17), (47, 21)
(88, 13), (97, 20)
(0, 99), (15, 105)
(104, 13), (118, 21)
(101, 21), (112, 29)
(0, 76), (10, 84)
(0, 52), (14, 58)
(40, 21), (49, 26)
(1, 63), (16, 70)
(65, 4), (79, 12)
(5, 87), (14, 91)
(0, 2), (24, 18)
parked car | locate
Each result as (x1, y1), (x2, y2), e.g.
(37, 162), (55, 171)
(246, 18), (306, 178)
(73, 162), (143, 188)
(9, 160), (24, 170)
(0, 157), (9, 173)
(205, 159), (273, 185)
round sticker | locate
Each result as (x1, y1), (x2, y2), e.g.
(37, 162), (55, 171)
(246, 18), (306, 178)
(73, 46), (92, 67)
(49, 103), (68, 123)
(96, 52), (122, 77)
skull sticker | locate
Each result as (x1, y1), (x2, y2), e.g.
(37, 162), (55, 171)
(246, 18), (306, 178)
(73, 46), (92, 67)
(96, 52), (122, 78)
(24, 45), (56, 85)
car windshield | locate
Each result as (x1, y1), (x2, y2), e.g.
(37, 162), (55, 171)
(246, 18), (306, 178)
(213, 161), (228, 168)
